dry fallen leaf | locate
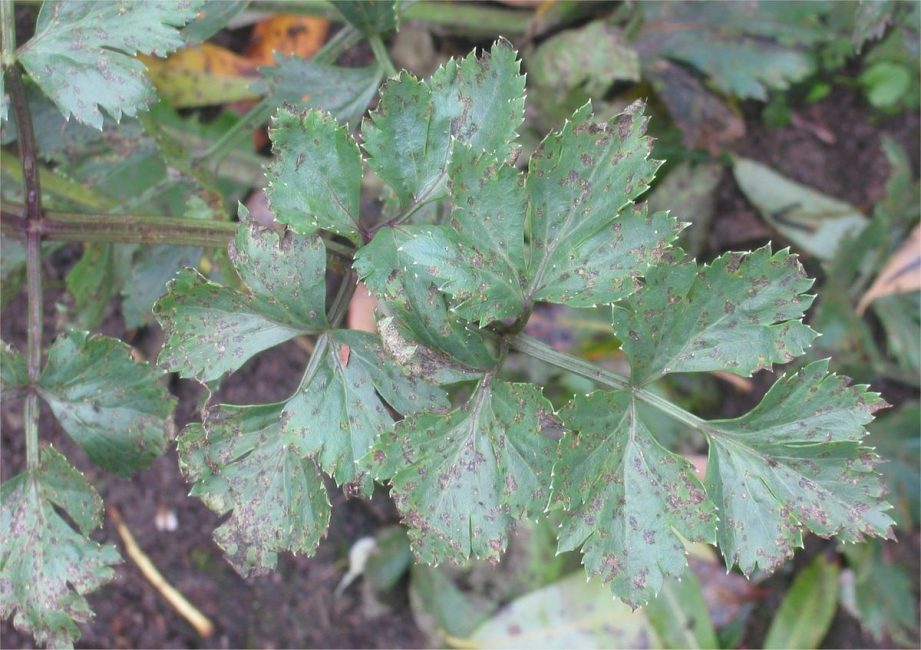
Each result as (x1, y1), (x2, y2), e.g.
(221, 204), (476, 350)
(857, 223), (921, 314)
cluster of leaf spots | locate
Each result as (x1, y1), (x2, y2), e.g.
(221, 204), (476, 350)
(157, 42), (894, 610)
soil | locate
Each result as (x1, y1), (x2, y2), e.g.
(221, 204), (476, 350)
(2, 23), (919, 650)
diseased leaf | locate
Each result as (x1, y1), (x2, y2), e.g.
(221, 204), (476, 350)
(529, 21), (640, 95)
(335, 0), (398, 36)
(705, 360), (894, 575)
(355, 227), (498, 376)
(257, 57), (383, 127)
(0, 448), (120, 648)
(281, 330), (448, 493)
(37, 331), (173, 476)
(763, 553), (839, 650)
(179, 403), (331, 576)
(266, 108), (363, 243)
(732, 157), (868, 260)
(371, 380), (555, 564)
(614, 246), (817, 385)
(554, 390), (717, 607)
(156, 214), (328, 382)
(18, 0), (204, 129)
(1, 340), (27, 393)
(362, 42), (525, 211)
(526, 102), (676, 307)
(399, 146), (527, 325)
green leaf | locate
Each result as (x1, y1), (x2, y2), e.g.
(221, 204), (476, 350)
(18, 0), (203, 129)
(853, 0), (895, 50)
(705, 360), (894, 575)
(0, 340), (27, 393)
(471, 572), (660, 649)
(364, 527), (412, 593)
(181, 0), (249, 45)
(362, 42), (525, 211)
(645, 570), (719, 650)
(0, 448), (120, 648)
(335, 0), (398, 36)
(526, 102), (676, 307)
(281, 329), (448, 492)
(842, 540), (919, 644)
(399, 146), (527, 325)
(179, 402), (331, 576)
(554, 390), (717, 607)
(732, 157), (868, 260)
(613, 246), (817, 385)
(257, 57), (383, 127)
(64, 242), (133, 330)
(355, 227), (499, 377)
(37, 331), (173, 476)
(266, 108), (363, 243)
(763, 554), (840, 649)
(156, 215), (329, 382)
(371, 380), (555, 564)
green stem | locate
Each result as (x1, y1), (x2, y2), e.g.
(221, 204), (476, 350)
(368, 34), (397, 77)
(328, 268), (356, 328)
(0, 0), (14, 68)
(0, 205), (356, 261)
(4, 6), (42, 470)
(510, 334), (712, 433)
(256, 0), (532, 35)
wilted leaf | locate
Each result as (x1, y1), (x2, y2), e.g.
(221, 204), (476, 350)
(763, 554), (840, 649)
(733, 157), (868, 260)
(706, 360), (893, 575)
(281, 329), (447, 492)
(0, 448), (120, 648)
(266, 107), (363, 243)
(554, 390), (717, 607)
(857, 223), (920, 313)
(471, 572), (661, 649)
(37, 331), (173, 476)
(371, 380), (555, 565)
(526, 102), (677, 307)
(179, 403), (331, 576)
(362, 42), (525, 211)
(156, 214), (329, 382)
(18, 0), (204, 128)
(613, 246), (816, 385)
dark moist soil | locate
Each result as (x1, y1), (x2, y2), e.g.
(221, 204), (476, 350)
(2, 38), (920, 650)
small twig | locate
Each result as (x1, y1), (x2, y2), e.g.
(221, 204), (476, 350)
(108, 506), (215, 639)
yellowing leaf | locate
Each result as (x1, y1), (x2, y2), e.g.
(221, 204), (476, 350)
(141, 43), (260, 108)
